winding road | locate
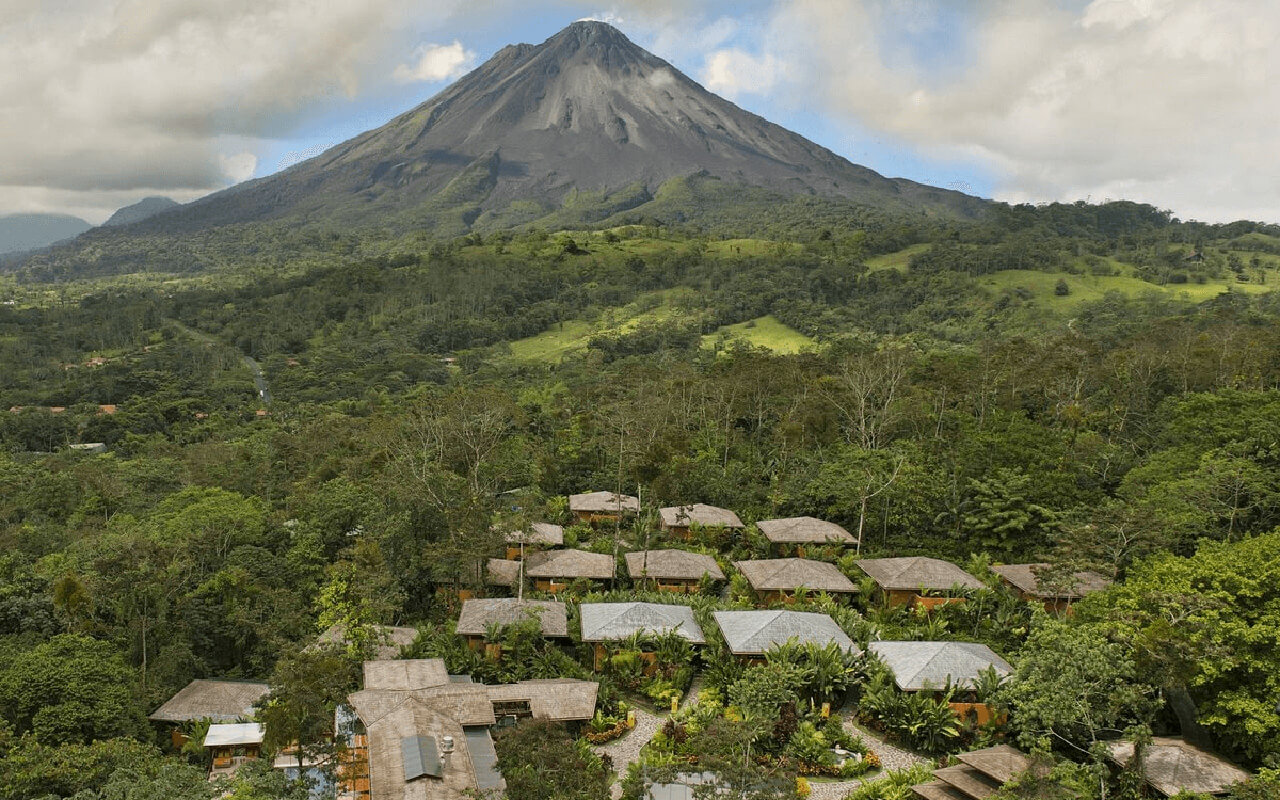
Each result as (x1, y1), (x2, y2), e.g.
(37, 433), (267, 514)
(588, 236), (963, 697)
(166, 319), (270, 404)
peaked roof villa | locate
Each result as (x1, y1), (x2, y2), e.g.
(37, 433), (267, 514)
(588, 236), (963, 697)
(580, 602), (706, 644)
(570, 491), (640, 514)
(659, 504), (744, 530)
(856, 557), (985, 592)
(524, 548), (616, 580)
(1108, 738), (1251, 797)
(990, 563), (1112, 600)
(504, 522), (565, 547)
(625, 549), (725, 582)
(912, 745), (1035, 800)
(486, 558), (521, 588)
(733, 557), (858, 594)
(149, 679), (270, 723)
(712, 610), (858, 656)
(312, 623), (420, 661)
(755, 516), (856, 545)
(349, 659), (598, 800)
(456, 598), (569, 638)
(869, 641), (1012, 691)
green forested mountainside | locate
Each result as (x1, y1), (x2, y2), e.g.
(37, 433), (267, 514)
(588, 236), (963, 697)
(0, 199), (1278, 797)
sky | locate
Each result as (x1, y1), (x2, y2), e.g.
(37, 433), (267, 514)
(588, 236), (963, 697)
(3, 0), (1278, 225)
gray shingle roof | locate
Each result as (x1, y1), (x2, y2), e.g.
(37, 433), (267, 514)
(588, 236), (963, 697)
(659, 504), (744, 529)
(1108, 737), (1252, 797)
(625, 549), (725, 582)
(149, 679), (270, 723)
(990, 564), (1111, 599)
(579, 602), (706, 644)
(570, 491), (640, 513)
(504, 522), (564, 546)
(868, 641), (1012, 691)
(756, 516), (856, 544)
(524, 548), (615, 580)
(856, 557), (985, 592)
(733, 558), (858, 593)
(712, 610), (858, 656)
(456, 598), (568, 638)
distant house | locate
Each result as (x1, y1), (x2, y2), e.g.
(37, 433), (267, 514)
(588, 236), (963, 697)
(502, 522), (564, 559)
(755, 516), (856, 556)
(712, 610), (858, 664)
(312, 623), (419, 661)
(581, 602), (705, 670)
(912, 745), (1035, 800)
(990, 563), (1111, 613)
(455, 598), (568, 652)
(1107, 738), (1251, 798)
(205, 722), (264, 780)
(523, 548), (615, 592)
(68, 442), (107, 454)
(347, 658), (598, 800)
(732, 558), (857, 602)
(856, 557), (985, 608)
(150, 679), (271, 724)
(625, 549), (725, 592)
(659, 504), (744, 539)
(569, 491), (640, 524)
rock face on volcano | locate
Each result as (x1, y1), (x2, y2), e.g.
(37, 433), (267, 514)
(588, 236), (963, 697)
(140, 21), (984, 232)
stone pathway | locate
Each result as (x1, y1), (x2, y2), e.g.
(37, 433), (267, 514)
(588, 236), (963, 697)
(592, 682), (928, 800)
(803, 712), (931, 800)
(595, 678), (704, 799)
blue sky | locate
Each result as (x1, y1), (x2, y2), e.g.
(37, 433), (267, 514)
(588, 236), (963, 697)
(5, 1), (1279, 224)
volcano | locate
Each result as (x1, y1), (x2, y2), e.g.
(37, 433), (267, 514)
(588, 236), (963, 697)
(137, 21), (985, 233)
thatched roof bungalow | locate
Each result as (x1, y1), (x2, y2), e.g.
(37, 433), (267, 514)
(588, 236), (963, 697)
(991, 563), (1111, 612)
(1108, 738), (1251, 797)
(658, 504), (744, 537)
(456, 598), (568, 649)
(569, 491), (640, 523)
(733, 557), (857, 601)
(625, 549), (724, 591)
(856, 557), (985, 608)
(149, 679), (270, 723)
(580, 602), (706, 644)
(755, 517), (856, 553)
(523, 548), (615, 592)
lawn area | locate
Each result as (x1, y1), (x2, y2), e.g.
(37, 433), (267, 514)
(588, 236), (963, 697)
(705, 239), (803, 258)
(701, 315), (816, 354)
(864, 243), (930, 273)
(506, 289), (697, 363)
(978, 269), (1273, 312)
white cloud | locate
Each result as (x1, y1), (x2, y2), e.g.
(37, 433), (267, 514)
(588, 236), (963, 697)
(218, 152), (259, 184)
(741, 0), (1280, 221)
(392, 40), (476, 84)
(702, 49), (788, 99)
(0, 0), (459, 222)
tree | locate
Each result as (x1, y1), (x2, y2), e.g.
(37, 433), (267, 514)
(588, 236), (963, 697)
(1081, 532), (1280, 766)
(963, 468), (1059, 558)
(0, 634), (148, 746)
(314, 537), (405, 659)
(1000, 619), (1155, 758)
(257, 646), (358, 780)
(493, 719), (610, 800)
(1054, 278), (1070, 296)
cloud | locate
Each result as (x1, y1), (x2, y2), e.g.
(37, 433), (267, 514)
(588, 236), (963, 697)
(739, 0), (1280, 221)
(702, 49), (787, 99)
(0, 0), (455, 222)
(393, 40), (477, 83)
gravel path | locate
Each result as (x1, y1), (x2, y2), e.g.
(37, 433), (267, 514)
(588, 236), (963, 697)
(595, 706), (663, 799)
(595, 678), (704, 799)
(802, 711), (932, 800)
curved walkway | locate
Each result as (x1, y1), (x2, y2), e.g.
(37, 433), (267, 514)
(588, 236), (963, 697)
(594, 677), (706, 799)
